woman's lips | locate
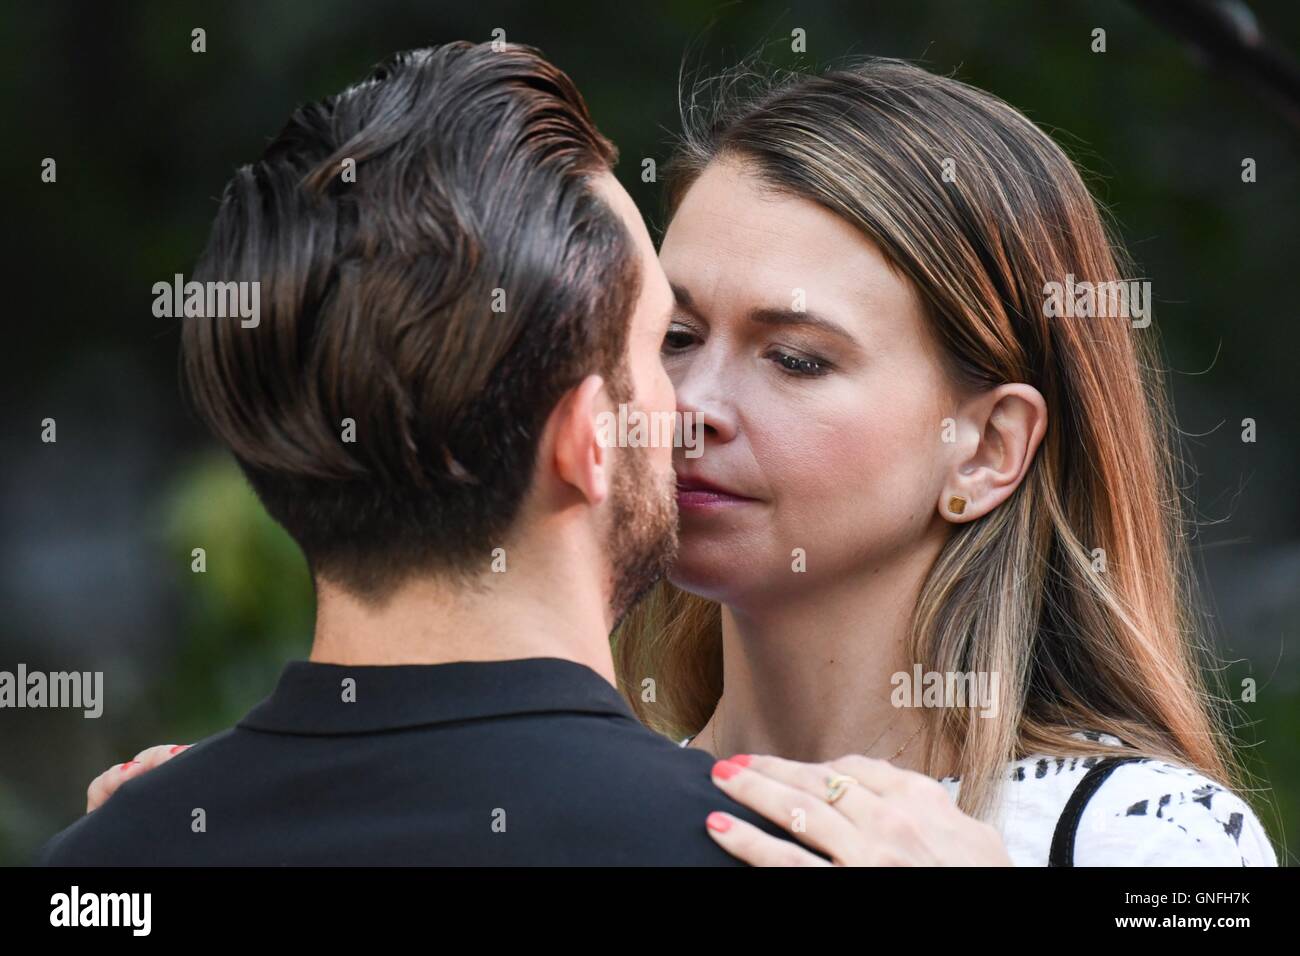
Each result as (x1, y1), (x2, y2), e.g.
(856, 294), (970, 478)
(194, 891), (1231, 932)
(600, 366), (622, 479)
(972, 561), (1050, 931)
(674, 478), (758, 511)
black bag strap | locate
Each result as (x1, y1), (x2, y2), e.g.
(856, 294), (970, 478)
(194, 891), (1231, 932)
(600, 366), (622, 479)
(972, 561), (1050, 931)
(1048, 755), (1145, 866)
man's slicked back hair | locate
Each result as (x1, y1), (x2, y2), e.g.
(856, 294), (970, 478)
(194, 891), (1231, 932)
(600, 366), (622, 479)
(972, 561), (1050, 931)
(183, 43), (640, 598)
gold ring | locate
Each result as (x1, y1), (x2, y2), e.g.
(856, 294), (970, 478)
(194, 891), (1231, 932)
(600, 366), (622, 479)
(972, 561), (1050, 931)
(824, 773), (858, 804)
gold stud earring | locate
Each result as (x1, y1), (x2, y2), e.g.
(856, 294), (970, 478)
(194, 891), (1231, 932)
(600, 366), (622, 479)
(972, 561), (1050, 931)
(947, 495), (967, 515)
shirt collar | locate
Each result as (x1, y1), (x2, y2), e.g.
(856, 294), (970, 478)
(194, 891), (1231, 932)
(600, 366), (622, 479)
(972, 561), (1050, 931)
(238, 656), (637, 735)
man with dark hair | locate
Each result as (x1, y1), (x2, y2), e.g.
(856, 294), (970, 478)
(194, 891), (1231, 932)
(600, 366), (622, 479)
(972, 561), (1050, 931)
(39, 42), (784, 865)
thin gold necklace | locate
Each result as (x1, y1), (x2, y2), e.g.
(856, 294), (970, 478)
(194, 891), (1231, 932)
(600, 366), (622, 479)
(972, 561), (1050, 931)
(710, 697), (925, 762)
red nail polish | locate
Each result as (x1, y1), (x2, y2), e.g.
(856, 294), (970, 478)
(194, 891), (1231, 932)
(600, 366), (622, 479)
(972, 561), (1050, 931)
(119, 761), (136, 770)
(713, 759), (742, 781)
(169, 744), (190, 754)
(706, 812), (732, 833)
(729, 754), (752, 767)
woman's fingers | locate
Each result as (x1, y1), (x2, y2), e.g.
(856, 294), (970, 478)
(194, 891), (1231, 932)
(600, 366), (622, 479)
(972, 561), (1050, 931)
(710, 756), (863, 862)
(86, 762), (146, 814)
(724, 752), (952, 828)
(825, 753), (937, 795)
(721, 752), (886, 814)
(710, 752), (1012, 867)
(705, 811), (832, 866)
(85, 743), (190, 814)
(132, 743), (188, 769)
(730, 751), (908, 797)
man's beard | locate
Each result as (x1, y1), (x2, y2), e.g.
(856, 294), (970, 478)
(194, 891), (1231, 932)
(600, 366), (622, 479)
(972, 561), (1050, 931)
(605, 446), (679, 630)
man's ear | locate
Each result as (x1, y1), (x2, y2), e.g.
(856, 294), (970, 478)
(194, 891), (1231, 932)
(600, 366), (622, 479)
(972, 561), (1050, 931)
(546, 374), (611, 508)
(939, 383), (1047, 523)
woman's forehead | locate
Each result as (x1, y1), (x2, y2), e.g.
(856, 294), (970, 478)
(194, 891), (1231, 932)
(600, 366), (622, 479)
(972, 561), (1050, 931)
(661, 163), (918, 330)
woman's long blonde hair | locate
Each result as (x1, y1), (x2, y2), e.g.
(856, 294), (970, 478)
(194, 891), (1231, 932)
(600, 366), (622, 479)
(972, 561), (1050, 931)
(613, 57), (1254, 822)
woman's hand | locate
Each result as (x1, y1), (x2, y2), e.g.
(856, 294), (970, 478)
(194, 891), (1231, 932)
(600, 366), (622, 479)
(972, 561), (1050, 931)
(706, 753), (1012, 866)
(85, 743), (190, 813)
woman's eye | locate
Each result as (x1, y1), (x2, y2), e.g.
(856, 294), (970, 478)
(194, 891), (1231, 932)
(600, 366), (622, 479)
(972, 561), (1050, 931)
(768, 349), (831, 377)
(662, 328), (696, 352)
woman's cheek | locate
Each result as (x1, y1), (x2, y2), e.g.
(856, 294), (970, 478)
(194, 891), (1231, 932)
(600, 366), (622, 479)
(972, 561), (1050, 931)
(776, 416), (933, 563)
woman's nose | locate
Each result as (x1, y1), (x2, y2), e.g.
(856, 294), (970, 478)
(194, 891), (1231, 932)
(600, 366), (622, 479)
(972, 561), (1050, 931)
(673, 362), (738, 446)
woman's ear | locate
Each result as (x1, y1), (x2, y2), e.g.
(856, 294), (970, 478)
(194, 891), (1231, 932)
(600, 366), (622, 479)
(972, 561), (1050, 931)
(547, 373), (611, 508)
(939, 383), (1047, 523)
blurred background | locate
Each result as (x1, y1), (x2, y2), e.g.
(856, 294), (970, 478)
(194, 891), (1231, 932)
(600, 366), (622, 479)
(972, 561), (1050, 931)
(2, 0), (1296, 866)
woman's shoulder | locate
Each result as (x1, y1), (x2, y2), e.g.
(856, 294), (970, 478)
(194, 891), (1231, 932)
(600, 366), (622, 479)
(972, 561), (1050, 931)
(979, 731), (1277, 867)
(1069, 751), (1277, 867)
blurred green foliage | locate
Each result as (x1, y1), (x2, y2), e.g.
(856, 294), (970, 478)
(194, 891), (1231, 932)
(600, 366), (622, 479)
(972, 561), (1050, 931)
(160, 454), (314, 737)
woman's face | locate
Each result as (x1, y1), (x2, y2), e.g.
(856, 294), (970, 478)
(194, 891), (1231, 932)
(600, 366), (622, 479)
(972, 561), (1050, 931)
(658, 158), (960, 606)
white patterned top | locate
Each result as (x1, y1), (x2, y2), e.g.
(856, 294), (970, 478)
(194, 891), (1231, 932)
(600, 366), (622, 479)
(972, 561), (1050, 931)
(679, 730), (1278, 866)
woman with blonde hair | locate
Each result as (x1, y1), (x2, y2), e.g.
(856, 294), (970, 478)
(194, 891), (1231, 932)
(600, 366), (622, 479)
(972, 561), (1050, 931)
(615, 56), (1278, 866)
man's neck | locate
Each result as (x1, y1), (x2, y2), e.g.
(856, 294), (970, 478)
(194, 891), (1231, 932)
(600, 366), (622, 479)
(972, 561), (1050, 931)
(307, 560), (617, 685)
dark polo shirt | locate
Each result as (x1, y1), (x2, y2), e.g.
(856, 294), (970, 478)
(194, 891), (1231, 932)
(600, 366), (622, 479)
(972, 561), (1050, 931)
(38, 656), (791, 865)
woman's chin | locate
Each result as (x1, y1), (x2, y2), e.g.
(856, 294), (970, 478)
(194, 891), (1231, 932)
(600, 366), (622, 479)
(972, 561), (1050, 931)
(666, 549), (756, 604)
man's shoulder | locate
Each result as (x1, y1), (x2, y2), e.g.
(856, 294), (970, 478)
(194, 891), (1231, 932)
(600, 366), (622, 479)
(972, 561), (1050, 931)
(38, 729), (243, 866)
(512, 715), (790, 864)
(38, 715), (794, 865)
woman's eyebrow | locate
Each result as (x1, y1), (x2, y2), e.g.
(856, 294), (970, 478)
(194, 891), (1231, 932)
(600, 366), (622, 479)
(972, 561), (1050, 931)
(670, 282), (700, 317)
(746, 307), (859, 346)
(672, 283), (858, 346)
